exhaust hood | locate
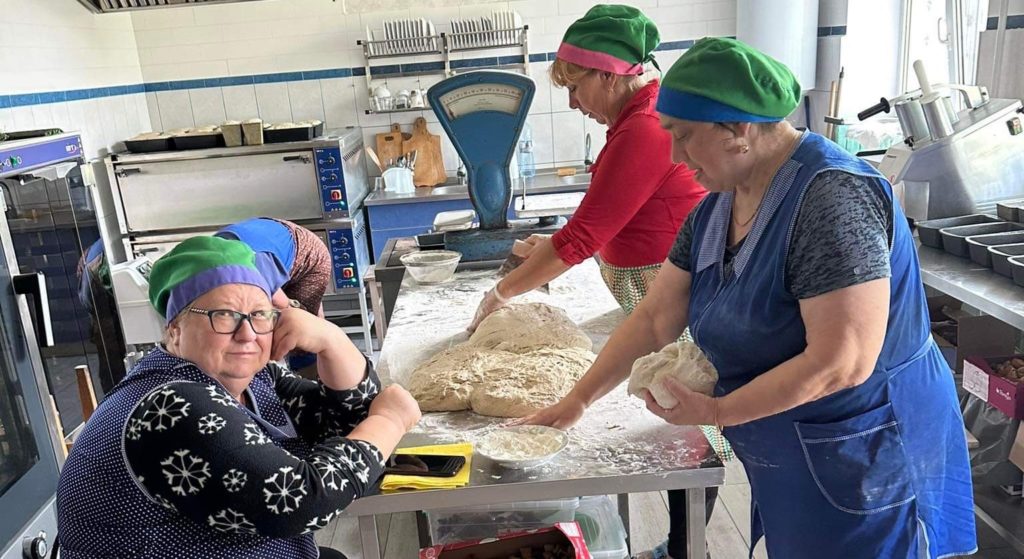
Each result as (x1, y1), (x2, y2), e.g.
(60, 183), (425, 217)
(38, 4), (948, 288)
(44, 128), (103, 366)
(78, 0), (266, 13)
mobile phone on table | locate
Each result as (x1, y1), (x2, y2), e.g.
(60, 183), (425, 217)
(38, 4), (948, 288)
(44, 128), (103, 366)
(384, 453), (465, 477)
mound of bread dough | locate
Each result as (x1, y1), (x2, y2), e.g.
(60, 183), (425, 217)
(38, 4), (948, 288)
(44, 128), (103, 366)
(407, 303), (595, 417)
(628, 339), (718, 408)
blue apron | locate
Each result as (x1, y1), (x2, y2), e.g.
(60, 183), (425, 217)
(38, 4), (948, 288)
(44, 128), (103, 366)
(688, 133), (976, 558)
(217, 217), (296, 292)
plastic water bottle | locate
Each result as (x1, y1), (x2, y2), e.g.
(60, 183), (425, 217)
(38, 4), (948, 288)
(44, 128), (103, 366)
(518, 123), (536, 179)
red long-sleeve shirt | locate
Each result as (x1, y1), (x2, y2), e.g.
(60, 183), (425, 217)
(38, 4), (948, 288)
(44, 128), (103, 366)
(552, 81), (707, 268)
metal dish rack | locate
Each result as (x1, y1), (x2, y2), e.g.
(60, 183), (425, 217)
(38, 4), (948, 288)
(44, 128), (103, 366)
(357, 26), (530, 114)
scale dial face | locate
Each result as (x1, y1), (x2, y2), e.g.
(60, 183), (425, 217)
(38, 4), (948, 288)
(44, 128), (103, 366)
(438, 83), (524, 120)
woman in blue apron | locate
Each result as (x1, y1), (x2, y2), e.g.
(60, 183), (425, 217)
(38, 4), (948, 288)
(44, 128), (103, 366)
(534, 38), (977, 558)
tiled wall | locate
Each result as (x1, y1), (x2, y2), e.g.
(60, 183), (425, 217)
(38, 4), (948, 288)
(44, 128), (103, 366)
(127, 0), (740, 174)
(0, 0), (152, 159)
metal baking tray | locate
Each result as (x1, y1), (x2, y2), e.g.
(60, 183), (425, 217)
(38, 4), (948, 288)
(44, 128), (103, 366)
(990, 243), (1024, 278)
(997, 199), (1024, 222)
(916, 214), (1000, 248)
(1009, 255), (1024, 288)
(966, 231), (1024, 267)
(940, 222), (1024, 258)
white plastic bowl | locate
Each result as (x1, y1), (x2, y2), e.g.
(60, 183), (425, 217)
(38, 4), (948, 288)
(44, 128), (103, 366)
(399, 250), (462, 284)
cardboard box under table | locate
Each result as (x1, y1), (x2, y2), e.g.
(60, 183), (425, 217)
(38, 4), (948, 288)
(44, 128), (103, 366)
(419, 522), (592, 559)
(964, 355), (1024, 419)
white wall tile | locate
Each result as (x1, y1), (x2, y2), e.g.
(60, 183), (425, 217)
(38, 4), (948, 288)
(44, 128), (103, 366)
(156, 90), (196, 131)
(254, 83), (293, 124)
(0, 110), (16, 135)
(11, 107), (35, 130)
(551, 111), (586, 164)
(190, 88), (228, 126)
(288, 81), (326, 123)
(526, 113), (554, 166)
(145, 92), (163, 131)
(222, 85), (260, 121)
(321, 78), (359, 129)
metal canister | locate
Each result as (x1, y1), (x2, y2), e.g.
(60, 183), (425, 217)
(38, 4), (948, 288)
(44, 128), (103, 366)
(940, 95), (960, 125)
(894, 98), (931, 143)
(922, 97), (955, 139)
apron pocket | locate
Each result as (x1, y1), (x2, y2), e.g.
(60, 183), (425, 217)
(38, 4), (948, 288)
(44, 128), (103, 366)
(795, 402), (915, 514)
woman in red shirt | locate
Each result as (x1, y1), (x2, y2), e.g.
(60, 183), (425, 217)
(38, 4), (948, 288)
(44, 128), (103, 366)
(469, 8), (710, 557)
(470, 6), (706, 322)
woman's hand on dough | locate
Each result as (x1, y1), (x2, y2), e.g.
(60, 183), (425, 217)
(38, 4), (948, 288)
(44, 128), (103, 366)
(271, 307), (343, 361)
(467, 286), (509, 332)
(514, 395), (587, 430)
(642, 377), (717, 426)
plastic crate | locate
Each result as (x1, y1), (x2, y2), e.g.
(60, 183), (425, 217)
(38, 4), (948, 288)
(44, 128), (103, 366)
(575, 496), (628, 559)
(426, 498), (580, 545)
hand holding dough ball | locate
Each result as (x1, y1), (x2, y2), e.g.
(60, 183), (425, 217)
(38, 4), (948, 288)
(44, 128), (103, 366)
(628, 339), (718, 408)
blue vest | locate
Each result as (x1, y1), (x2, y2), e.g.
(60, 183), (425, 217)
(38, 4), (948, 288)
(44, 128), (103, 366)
(688, 133), (976, 558)
(56, 349), (317, 558)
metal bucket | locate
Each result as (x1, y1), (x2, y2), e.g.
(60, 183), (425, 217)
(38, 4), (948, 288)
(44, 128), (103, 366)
(922, 97), (955, 139)
(894, 98), (931, 142)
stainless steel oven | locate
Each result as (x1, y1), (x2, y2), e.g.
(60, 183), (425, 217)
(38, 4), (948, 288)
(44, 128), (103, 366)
(0, 164), (64, 559)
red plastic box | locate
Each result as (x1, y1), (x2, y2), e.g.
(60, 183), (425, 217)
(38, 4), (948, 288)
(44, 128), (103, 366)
(419, 522), (592, 559)
(963, 354), (1024, 419)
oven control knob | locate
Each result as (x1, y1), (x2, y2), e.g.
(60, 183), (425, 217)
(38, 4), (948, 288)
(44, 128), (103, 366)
(22, 531), (48, 559)
(327, 156), (336, 165)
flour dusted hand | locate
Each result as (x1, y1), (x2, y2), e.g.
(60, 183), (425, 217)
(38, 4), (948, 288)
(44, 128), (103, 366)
(628, 339), (717, 408)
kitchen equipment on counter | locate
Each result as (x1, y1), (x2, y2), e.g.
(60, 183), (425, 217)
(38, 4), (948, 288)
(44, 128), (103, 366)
(989, 243), (1024, 277)
(124, 132), (173, 153)
(939, 222), (1024, 257)
(1009, 255), (1024, 287)
(382, 166), (415, 193)
(965, 231), (1024, 267)
(242, 118), (264, 145)
(476, 425), (569, 469)
(171, 128), (222, 150)
(997, 199), (1024, 222)
(858, 59), (1024, 221)
(101, 128), (375, 349)
(376, 123), (406, 167)
(399, 249), (462, 284)
(403, 117), (446, 187)
(425, 71), (565, 262)
(916, 214), (1001, 248)
(263, 120), (323, 144)
(583, 132), (593, 166)
(220, 121), (244, 147)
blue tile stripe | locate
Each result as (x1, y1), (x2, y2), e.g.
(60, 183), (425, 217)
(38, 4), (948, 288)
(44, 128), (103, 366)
(986, 14), (1024, 30)
(2, 30), (840, 110)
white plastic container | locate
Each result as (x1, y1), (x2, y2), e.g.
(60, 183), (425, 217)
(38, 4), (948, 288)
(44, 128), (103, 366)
(575, 496), (628, 559)
(426, 498), (580, 545)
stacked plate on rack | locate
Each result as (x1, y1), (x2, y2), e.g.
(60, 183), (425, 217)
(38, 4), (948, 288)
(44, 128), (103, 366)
(366, 18), (438, 56)
(449, 11), (523, 50)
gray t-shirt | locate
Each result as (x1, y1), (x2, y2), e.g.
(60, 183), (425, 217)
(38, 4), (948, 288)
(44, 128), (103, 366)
(668, 171), (893, 299)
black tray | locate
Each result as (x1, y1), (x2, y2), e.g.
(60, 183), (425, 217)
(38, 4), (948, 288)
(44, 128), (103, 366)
(990, 243), (1024, 278)
(940, 222), (1023, 258)
(264, 125), (315, 144)
(966, 231), (1024, 267)
(1010, 256), (1024, 288)
(172, 133), (223, 150)
(917, 214), (1000, 248)
(124, 136), (172, 153)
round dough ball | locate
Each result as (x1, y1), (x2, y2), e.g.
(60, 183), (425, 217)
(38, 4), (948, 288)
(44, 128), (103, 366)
(628, 339), (717, 408)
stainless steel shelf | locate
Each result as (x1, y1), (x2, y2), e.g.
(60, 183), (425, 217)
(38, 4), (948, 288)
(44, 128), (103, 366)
(917, 244), (1024, 331)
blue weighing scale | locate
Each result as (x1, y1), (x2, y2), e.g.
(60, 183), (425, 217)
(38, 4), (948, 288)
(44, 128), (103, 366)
(427, 71), (565, 262)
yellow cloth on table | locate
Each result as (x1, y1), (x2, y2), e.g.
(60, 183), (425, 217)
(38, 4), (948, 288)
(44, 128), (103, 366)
(379, 442), (473, 492)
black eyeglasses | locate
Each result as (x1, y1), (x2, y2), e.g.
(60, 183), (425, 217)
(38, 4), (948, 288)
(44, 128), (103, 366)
(188, 308), (281, 335)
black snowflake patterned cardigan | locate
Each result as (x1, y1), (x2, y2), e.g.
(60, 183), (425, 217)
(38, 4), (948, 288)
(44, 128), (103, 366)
(56, 347), (385, 558)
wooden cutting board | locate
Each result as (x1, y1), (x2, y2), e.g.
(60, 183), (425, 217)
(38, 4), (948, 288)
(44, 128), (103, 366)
(375, 123), (405, 167)
(403, 117), (447, 187)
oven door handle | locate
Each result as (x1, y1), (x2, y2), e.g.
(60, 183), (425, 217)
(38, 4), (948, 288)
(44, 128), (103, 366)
(116, 167), (143, 178)
(12, 271), (54, 348)
(282, 155), (312, 164)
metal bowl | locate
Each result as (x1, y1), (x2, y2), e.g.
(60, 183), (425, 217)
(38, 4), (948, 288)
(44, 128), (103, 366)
(476, 425), (569, 469)
(399, 250), (462, 284)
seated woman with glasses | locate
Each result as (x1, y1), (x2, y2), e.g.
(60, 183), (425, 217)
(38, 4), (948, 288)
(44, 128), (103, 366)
(56, 236), (421, 559)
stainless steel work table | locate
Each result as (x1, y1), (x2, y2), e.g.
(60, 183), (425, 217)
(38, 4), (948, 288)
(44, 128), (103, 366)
(918, 244), (1024, 555)
(343, 260), (726, 559)
(917, 244), (1024, 331)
